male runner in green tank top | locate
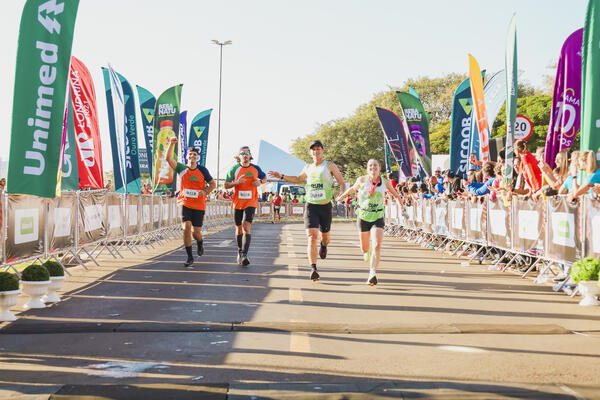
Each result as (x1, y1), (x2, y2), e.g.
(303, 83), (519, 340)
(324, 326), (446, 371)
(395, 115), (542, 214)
(268, 140), (346, 280)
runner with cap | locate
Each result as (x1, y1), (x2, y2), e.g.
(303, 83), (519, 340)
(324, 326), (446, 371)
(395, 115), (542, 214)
(336, 159), (402, 285)
(224, 146), (267, 266)
(166, 137), (216, 267)
(268, 140), (346, 281)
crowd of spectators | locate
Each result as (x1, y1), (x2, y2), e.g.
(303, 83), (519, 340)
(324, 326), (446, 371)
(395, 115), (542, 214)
(387, 140), (600, 207)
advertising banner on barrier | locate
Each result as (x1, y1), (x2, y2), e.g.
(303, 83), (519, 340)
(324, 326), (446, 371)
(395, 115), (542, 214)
(433, 199), (448, 235)
(466, 199), (486, 244)
(448, 199), (466, 239)
(78, 191), (107, 244)
(290, 204), (305, 217)
(160, 196), (169, 228)
(5, 194), (46, 262)
(126, 194), (140, 236)
(422, 199), (433, 233)
(152, 195), (160, 230)
(512, 197), (544, 254)
(106, 192), (124, 240)
(487, 197), (511, 249)
(48, 191), (76, 252)
(584, 196), (600, 258)
(546, 196), (581, 262)
(141, 195), (153, 233)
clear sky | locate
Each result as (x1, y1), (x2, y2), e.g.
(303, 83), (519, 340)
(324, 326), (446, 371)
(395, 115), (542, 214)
(0, 0), (588, 178)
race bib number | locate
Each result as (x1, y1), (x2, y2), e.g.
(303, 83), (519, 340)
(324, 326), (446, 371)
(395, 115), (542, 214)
(238, 190), (252, 199)
(184, 189), (199, 198)
(309, 190), (326, 201)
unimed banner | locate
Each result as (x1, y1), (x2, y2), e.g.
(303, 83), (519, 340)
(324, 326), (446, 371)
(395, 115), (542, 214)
(584, 196), (600, 258)
(487, 197), (511, 249)
(512, 197), (544, 254)
(70, 56), (104, 189)
(78, 191), (106, 244)
(48, 191), (76, 252)
(5, 194), (46, 262)
(8, 0), (80, 198)
(546, 196), (581, 262)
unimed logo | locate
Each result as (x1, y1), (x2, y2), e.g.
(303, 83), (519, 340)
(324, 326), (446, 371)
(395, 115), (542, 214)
(20, 217), (34, 234)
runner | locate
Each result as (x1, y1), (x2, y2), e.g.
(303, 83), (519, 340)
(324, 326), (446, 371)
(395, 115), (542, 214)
(268, 140), (346, 281)
(271, 191), (282, 223)
(166, 137), (216, 267)
(224, 146), (267, 266)
(336, 159), (402, 286)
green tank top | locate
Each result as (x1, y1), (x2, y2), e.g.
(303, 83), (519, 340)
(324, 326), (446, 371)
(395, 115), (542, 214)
(356, 177), (385, 222)
(303, 161), (333, 204)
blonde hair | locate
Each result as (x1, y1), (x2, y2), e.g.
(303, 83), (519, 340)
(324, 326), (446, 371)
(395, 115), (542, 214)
(554, 149), (569, 179)
(582, 150), (598, 174)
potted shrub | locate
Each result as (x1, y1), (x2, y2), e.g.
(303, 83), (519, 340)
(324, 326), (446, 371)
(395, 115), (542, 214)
(0, 272), (21, 321)
(570, 257), (600, 306)
(20, 264), (50, 309)
(42, 260), (65, 303)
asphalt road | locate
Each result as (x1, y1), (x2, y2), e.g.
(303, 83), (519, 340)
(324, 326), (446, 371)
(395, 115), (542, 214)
(1, 221), (599, 399)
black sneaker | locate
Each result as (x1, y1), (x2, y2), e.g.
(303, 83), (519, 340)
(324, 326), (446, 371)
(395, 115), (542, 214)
(310, 267), (320, 281)
(367, 275), (378, 286)
(319, 242), (327, 259)
(184, 256), (194, 267)
(237, 252), (243, 265)
(241, 254), (250, 267)
(197, 244), (204, 256)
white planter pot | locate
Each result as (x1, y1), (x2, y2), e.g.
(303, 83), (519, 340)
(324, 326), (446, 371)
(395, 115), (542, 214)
(578, 281), (600, 306)
(21, 280), (50, 309)
(0, 289), (21, 321)
(42, 276), (65, 303)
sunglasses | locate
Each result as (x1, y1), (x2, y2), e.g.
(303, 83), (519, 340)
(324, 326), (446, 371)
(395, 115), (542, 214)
(239, 151), (251, 155)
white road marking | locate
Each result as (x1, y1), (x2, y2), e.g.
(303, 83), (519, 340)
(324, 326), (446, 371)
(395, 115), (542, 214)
(216, 240), (232, 247)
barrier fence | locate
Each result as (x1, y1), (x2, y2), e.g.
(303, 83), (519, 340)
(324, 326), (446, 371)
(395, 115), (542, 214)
(385, 195), (600, 278)
(0, 191), (358, 274)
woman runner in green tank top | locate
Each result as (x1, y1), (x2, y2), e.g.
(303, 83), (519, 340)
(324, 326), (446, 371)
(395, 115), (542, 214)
(337, 159), (402, 286)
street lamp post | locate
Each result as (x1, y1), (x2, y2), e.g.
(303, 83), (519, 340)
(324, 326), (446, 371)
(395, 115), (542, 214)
(212, 39), (232, 188)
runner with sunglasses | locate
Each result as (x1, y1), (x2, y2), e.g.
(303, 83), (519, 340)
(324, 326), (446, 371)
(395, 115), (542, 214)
(224, 146), (267, 266)
(268, 140), (346, 281)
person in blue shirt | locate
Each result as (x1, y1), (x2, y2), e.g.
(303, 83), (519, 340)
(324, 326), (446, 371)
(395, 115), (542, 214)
(469, 163), (496, 196)
(569, 150), (600, 200)
(429, 176), (445, 197)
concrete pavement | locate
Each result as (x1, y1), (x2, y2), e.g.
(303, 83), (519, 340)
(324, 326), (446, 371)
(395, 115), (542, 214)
(1, 221), (599, 399)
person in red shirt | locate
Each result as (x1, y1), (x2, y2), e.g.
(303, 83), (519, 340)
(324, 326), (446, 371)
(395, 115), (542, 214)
(515, 140), (542, 195)
(271, 191), (282, 223)
(224, 146), (267, 266)
(166, 137), (215, 266)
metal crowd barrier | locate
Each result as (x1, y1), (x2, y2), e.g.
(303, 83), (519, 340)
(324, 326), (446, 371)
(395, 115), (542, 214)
(0, 190), (234, 275)
(385, 194), (600, 285)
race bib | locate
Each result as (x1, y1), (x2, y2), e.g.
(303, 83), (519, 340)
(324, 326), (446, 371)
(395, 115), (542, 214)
(309, 190), (326, 201)
(184, 189), (199, 198)
(238, 190), (252, 199)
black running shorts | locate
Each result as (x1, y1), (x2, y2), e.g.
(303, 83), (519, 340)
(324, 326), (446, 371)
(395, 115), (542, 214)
(357, 217), (385, 232)
(234, 207), (256, 226)
(182, 206), (205, 227)
(273, 206), (281, 213)
(304, 202), (332, 232)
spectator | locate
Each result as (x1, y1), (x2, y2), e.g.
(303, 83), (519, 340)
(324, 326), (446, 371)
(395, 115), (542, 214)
(291, 195), (299, 204)
(569, 150), (600, 201)
(0, 178), (5, 191)
(470, 162), (496, 196)
(433, 167), (443, 183)
(515, 140), (542, 196)
(559, 151), (581, 195)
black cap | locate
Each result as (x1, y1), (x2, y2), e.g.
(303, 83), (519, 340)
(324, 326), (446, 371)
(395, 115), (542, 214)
(309, 140), (324, 149)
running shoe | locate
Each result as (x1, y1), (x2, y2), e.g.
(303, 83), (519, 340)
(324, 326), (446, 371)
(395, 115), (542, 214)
(197, 244), (204, 256)
(319, 242), (327, 259)
(366, 273), (378, 286)
(241, 254), (250, 267)
(310, 266), (320, 281)
(237, 251), (243, 265)
(184, 256), (194, 267)
(363, 249), (371, 262)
